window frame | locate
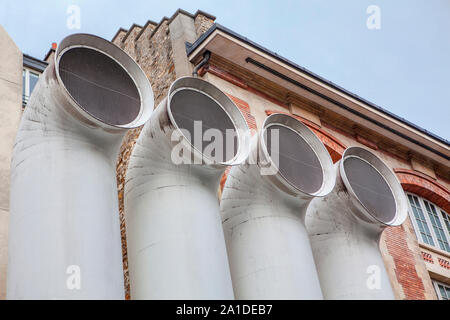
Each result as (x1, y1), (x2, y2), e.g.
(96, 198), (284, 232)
(22, 67), (40, 107)
(406, 192), (450, 253)
(441, 209), (450, 234)
(432, 280), (450, 300)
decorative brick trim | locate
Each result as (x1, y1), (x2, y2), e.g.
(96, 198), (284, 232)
(265, 109), (346, 163)
(438, 258), (450, 270)
(421, 251), (434, 264)
(384, 225), (426, 300)
(226, 94), (257, 131)
(219, 95), (256, 193)
(394, 168), (450, 213)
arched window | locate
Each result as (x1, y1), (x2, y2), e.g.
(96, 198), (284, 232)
(406, 193), (450, 253)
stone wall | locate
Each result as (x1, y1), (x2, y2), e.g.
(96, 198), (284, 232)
(194, 11), (215, 36)
(121, 24), (142, 59)
(0, 26), (22, 299)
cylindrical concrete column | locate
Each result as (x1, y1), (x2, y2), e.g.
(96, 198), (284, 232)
(125, 77), (250, 299)
(305, 147), (408, 299)
(221, 113), (335, 299)
(7, 34), (153, 299)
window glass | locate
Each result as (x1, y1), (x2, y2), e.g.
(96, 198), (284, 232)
(22, 69), (40, 107)
(22, 69), (26, 97)
(408, 194), (434, 246)
(441, 210), (450, 234)
(434, 281), (450, 300)
(423, 200), (450, 252)
(29, 72), (39, 94)
(407, 193), (450, 253)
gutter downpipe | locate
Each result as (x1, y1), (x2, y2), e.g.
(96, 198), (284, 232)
(192, 51), (211, 77)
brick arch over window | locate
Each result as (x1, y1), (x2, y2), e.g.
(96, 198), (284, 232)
(265, 110), (346, 163)
(394, 168), (450, 213)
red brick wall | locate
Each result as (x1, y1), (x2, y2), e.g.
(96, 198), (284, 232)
(219, 94), (257, 194)
(380, 168), (450, 299)
(226, 94), (257, 132)
(383, 224), (427, 299)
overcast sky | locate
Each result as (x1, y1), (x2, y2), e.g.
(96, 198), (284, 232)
(1, 0), (449, 140)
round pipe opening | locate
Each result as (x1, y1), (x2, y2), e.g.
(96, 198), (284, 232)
(167, 77), (250, 165)
(170, 88), (237, 162)
(264, 124), (323, 194)
(343, 156), (396, 224)
(58, 47), (140, 126)
(55, 34), (153, 129)
(260, 113), (335, 197)
(340, 147), (408, 226)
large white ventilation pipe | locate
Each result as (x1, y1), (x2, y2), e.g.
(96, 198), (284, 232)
(220, 113), (335, 299)
(124, 77), (250, 299)
(7, 34), (153, 299)
(305, 147), (408, 299)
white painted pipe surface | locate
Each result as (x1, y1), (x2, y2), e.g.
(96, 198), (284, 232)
(7, 34), (153, 299)
(221, 113), (335, 299)
(305, 147), (408, 300)
(125, 77), (250, 299)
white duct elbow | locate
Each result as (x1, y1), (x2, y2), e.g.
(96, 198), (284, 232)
(305, 147), (408, 300)
(220, 113), (335, 299)
(124, 77), (251, 299)
(7, 34), (153, 299)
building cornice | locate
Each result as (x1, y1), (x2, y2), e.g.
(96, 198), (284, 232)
(23, 54), (47, 72)
(187, 24), (449, 167)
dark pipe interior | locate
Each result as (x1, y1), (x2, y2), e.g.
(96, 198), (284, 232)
(170, 89), (238, 162)
(58, 47), (141, 126)
(265, 124), (323, 194)
(343, 157), (397, 224)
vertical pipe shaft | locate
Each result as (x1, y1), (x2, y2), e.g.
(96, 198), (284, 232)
(125, 77), (250, 299)
(306, 147), (408, 299)
(221, 113), (335, 299)
(7, 34), (153, 299)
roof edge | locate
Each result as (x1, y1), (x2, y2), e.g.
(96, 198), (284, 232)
(187, 23), (449, 147)
(111, 27), (128, 42)
(135, 19), (158, 41)
(122, 23), (143, 43)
